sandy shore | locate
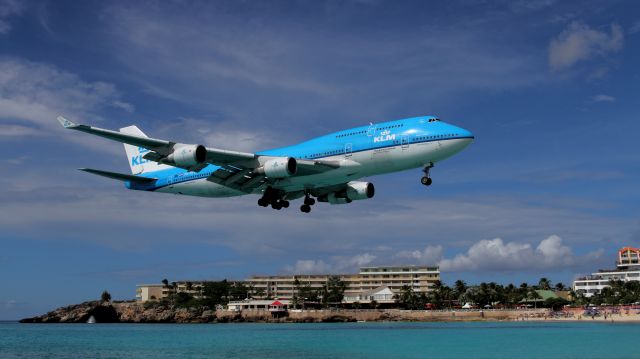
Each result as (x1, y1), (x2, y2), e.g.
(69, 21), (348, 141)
(523, 309), (640, 323)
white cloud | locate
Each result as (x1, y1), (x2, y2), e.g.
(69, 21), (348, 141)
(395, 245), (443, 265)
(435, 235), (603, 273)
(0, 57), (133, 154)
(549, 22), (623, 71)
(101, 2), (544, 130)
(0, 58), (123, 129)
(152, 116), (281, 152)
(629, 21), (640, 35)
(111, 100), (135, 113)
(0, 0), (24, 34)
(285, 253), (377, 274)
(287, 260), (332, 274)
(592, 94), (615, 102)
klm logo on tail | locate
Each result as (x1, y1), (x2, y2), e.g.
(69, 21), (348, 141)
(131, 147), (151, 166)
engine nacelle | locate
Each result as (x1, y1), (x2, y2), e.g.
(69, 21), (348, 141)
(346, 181), (375, 201)
(326, 192), (351, 205)
(318, 181), (375, 205)
(167, 144), (207, 167)
(256, 157), (297, 178)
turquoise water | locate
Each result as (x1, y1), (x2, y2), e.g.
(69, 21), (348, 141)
(1, 321), (639, 358)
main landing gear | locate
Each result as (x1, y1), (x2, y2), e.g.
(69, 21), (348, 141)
(300, 194), (316, 213)
(421, 162), (434, 186)
(258, 187), (315, 212)
(257, 187), (290, 210)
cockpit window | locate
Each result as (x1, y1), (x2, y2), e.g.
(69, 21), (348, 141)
(428, 118), (441, 122)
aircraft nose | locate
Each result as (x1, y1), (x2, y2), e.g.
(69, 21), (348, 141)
(459, 127), (474, 140)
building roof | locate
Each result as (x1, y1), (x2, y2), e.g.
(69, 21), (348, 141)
(520, 290), (561, 303)
(361, 286), (395, 297)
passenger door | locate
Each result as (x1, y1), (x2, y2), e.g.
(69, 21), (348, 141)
(344, 143), (352, 158)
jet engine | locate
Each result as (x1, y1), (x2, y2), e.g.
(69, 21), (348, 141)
(167, 144), (207, 167)
(318, 181), (375, 204)
(345, 181), (375, 200)
(256, 157), (297, 178)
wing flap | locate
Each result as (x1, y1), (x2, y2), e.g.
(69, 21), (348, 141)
(205, 148), (257, 166)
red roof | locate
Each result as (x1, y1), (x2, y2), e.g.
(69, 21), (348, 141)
(271, 300), (283, 306)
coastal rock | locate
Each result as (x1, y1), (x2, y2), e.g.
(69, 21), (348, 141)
(19, 301), (119, 323)
(21, 302), (551, 324)
(20, 301), (218, 324)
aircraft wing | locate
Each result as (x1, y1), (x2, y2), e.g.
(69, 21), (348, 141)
(58, 116), (341, 192)
(58, 116), (174, 155)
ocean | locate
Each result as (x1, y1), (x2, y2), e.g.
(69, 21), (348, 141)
(1, 321), (639, 358)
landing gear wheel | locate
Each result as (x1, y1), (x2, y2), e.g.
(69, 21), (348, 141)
(258, 198), (268, 207)
(272, 201), (283, 210)
(304, 197), (316, 206)
(282, 200), (290, 208)
(300, 204), (311, 213)
(421, 163), (434, 187)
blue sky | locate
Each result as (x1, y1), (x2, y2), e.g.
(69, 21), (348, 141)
(1, 0), (639, 319)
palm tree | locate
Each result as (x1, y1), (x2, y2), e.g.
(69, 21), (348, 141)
(161, 278), (169, 288)
(538, 278), (552, 290)
(101, 290), (112, 303)
(554, 282), (566, 291)
(528, 289), (542, 309)
(454, 280), (468, 302)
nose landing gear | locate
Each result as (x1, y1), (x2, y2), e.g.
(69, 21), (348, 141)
(421, 162), (434, 186)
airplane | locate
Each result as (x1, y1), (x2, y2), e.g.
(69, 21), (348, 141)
(57, 115), (474, 213)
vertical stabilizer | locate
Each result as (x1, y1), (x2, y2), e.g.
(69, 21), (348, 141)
(119, 126), (171, 175)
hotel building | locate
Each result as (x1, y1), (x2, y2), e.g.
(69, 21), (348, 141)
(136, 265), (440, 303)
(573, 247), (640, 297)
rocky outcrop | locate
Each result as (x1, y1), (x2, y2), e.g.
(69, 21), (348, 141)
(20, 301), (217, 324)
(20, 301), (120, 323)
(20, 301), (549, 324)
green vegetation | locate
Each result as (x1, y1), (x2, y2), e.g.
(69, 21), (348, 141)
(392, 278), (640, 310)
(393, 278), (576, 310)
(320, 276), (347, 307)
(145, 276), (640, 311)
(587, 280), (640, 305)
(101, 290), (111, 303)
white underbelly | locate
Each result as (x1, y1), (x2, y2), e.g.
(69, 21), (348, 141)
(157, 178), (246, 198)
(272, 143), (441, 192)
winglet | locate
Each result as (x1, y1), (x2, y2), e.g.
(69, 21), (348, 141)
(57, 116), (78, 129)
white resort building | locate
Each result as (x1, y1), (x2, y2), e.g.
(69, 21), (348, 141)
(573, 247), (640, 297)
(136, 265), (440, 304)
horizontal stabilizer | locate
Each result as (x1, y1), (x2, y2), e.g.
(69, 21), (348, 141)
(79, 168), (156, 183)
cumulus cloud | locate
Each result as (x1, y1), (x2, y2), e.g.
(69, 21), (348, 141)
(285, 253), (377, 274)
(592, 94), (616, 102)
(0, 0), (24, 34)
(549, 22), (623, 71)
(400, 235), (604, 273)
(442, 235), (604, 272)
(395, 245), (444, 265)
